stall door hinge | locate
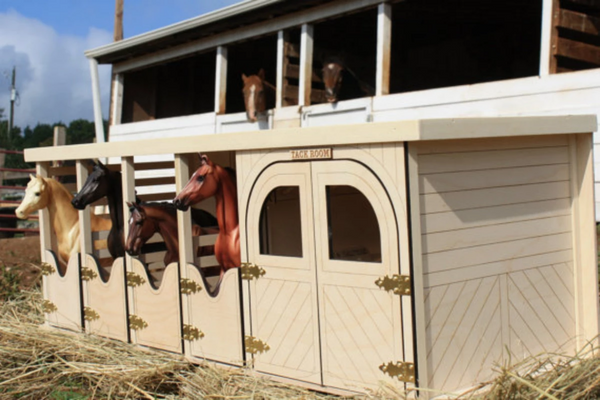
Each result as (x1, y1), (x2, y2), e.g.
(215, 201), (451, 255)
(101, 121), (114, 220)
(375, 274), (411, 296)
(83, 306), (100, 321)
(129, 315), (148, 330)
(241, 263), (266, 281)
(41, 300), (57, 313)
(380, 361), (415, 383)
(182, 324), (204, 341)
(245, 335), (270, 355)
(40, 263), (55, 276)
(180, 278), (202, 295)
(126, 272), (146, 287)
(81, 267), (98, 281)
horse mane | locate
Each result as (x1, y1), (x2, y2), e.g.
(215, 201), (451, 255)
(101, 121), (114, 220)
(45, 177), (74, 200)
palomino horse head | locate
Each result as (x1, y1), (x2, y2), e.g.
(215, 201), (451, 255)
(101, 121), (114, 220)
(15, 175), (50, 219)
(173, 154), (221, 211)
(71, 160), (112, 210)
(322, 60), (344, 103)
(125, 202), (157, 257)
(242, 69), (266, 122)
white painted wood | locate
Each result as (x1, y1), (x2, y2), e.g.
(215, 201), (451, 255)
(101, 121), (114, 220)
(299, 24), (314, 107)
(110, 113), (216, 141)
(215, 46), (228, 115)
(539, 0), (555, 76)
(185, 265), (244, 365)
(217, 112), (271, 133)
(301, 97), (372, 128)
(111, 0), (386, 74)
(89, 58), (105, 144)
(111, 73), (124, 126)
(276, 30), (285, 109)
(376, 2), (391, 97)
(43, 250), (82, 331)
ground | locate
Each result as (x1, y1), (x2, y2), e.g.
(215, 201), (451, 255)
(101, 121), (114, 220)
(0, 236), (42, 289)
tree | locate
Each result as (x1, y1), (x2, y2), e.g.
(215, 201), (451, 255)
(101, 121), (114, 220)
(67, 119), (96, 145)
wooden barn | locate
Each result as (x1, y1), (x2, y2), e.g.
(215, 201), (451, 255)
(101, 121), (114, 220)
(23, 0), (600, 396)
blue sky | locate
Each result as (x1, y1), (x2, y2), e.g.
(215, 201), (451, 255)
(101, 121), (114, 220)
(0, 0), (240, 128)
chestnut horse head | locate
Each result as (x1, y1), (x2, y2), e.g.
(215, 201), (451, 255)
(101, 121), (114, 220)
(125, 202), (157, 257)
(71, 160), (113, 210)
(173, 155), (224, 211)
(242, 69), (267, 122)
(322, 59), (344, 103)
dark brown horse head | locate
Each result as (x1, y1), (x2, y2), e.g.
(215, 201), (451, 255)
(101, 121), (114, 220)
(125, 202), (157, 256)
(71, 160), (112, 210)
(242, 69), (266, 122)
(322, 60), (344, 103)
(173, 154), (222, 211)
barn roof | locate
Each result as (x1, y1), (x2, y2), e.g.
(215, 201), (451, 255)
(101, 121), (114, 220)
(85, 0), (334, 65)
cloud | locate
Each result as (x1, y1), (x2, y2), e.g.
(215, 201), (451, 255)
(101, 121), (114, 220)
(0, 10), (112, 128)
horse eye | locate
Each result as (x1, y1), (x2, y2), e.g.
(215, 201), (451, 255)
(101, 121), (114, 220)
(34, 192), (40, 196)
(197, 175), (205, 183)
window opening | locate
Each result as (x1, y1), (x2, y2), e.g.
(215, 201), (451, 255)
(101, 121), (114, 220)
(259, 186), (303, 257)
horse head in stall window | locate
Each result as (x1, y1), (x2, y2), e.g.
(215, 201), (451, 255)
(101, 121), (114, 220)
(322, 56), (375, 103)
(242, 69), (275, 122)
(173, 154), (240, 279)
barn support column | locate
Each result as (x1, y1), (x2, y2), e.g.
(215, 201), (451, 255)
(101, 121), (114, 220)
(299, 24), (314, 107)
(539, 0), (559, 75)
(121, 156), (137, 341)
(376, 2), (392, 97)
(88, 58), (106, 144)
(215, 46), (228, 115)
(276, 30), (286, 109)
(110, 74), (124, 127)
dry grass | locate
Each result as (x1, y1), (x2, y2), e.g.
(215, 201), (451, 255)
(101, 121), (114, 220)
(0, 285), (407, 399)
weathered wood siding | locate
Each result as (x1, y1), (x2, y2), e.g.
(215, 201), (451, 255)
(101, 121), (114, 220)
(414, 135), (576, 392)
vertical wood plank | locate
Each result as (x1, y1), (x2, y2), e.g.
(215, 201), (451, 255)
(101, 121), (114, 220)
(111, 73), (124, 126)
(121, 156), (137, 342)
(215, 46), (228, 115)
(549, 0), (560, 74)
(76, 161), (92, 257)
(36, 162), (52, 328)
(89, 58), (106, 143)
(407, 144), (429, 395)
(299, 24), (314, 107)
(276, 30), (285, 109)
(569, 133), (599, 349)
(376, 3), (392, 96)
(174, 154), (194, 266)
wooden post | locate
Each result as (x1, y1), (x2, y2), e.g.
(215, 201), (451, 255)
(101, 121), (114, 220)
(114, 0), (124, 42)
(376, 3), (392, 96)
(276, 30), (286, 109)
(36, 162), (52, 328)
(215, 46), (228, 115)
(75, 160), (93, 331)
(299, 24), (314, 107)
(111, 74), (124, 126)
(89, 58), (106, 144)
(0, 149), (5, 192)
(121, 157), (137, 341)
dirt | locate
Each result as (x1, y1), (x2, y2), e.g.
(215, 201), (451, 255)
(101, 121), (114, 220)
(0, 236), (43, 289)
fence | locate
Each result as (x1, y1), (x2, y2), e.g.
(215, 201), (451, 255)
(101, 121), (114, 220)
(0, 148), (38, 237)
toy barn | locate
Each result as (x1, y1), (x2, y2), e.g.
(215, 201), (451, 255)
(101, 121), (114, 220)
(23, 0), (600, 396)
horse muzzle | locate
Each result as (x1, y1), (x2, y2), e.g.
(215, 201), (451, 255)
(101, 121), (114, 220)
(71, 197), (86, 210)
(172, 197), (189, 211)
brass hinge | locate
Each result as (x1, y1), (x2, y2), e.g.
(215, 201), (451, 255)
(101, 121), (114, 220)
(81, 267), (98, 281)
(245, 335), (270, 355)
(40, 263), (55, 276)
(129, 315), (148, 331)
(180, 278), (202, 295)
(83, 307), (100, 321)
(379, 361), (415, 383)
(127, 272), (146, 287)
(241, 263), (266, 281)
(41, 300), (57, 313)
(182, 324), (205, 341)
(375, 274), (411, 296)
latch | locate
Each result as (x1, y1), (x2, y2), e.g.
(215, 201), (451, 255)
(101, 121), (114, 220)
(182, 324), (204, 341)
(245, 335), (270, 355)
(180, 278), (202, 295)
(379, 361), (415, 383)
(375, 274), (411, 296)
(241, 263), (266, 281)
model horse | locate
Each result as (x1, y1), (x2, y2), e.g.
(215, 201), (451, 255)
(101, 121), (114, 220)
(15, 175), (112, 272)
(71, 161), (128, 259)
(173, 155), (240, 277)
(125, 202), (218, 266)
(242, 69), (275, 122)
(322, 56), (374, 103)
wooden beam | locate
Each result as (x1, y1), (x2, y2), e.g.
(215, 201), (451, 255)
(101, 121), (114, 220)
(113, 0), (384, 74)
(376, 3), (392, 96)
(539, 0), (557, 75)
(174, 154), (195, 266)
(557, 37), (600, 65)
(76, 160), (93, 258)
(276, 30), (285, 109)
(215, 46), (228, 115)
(285, 63), (322, 82)
(299, 24), (314, 107)
(559, 9), (600, 35)
(550, 0), (561, 74)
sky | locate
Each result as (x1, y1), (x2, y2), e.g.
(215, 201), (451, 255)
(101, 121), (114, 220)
(0, 0), (241, 129)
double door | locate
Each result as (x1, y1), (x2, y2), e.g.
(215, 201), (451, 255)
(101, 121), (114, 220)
(246, 160), (410, 391)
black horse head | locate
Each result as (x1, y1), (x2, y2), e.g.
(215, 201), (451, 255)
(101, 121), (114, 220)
(71, 160), (114, 210)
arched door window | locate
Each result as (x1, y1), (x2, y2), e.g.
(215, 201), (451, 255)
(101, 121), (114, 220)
(259, 186), (303, 257)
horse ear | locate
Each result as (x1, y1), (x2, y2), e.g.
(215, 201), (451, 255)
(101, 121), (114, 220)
(199, 154), (209, 165)
(241, 73), (248, 83)
(258, 68), (265, 80)
(29, 174), (36, 181)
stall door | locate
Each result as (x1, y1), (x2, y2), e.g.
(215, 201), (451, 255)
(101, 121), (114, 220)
(246, 160), (407, 391)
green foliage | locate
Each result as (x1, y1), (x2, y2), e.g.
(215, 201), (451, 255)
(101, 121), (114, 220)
(0, 265), (21, 301)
